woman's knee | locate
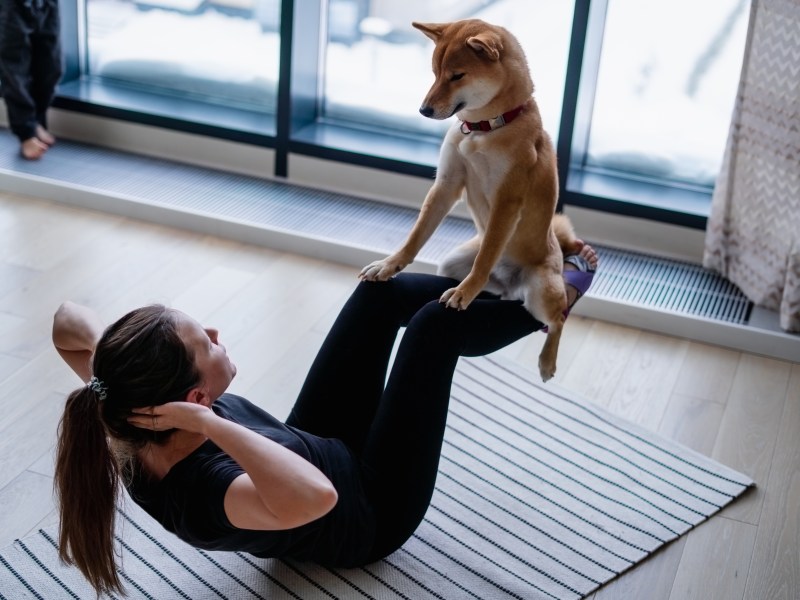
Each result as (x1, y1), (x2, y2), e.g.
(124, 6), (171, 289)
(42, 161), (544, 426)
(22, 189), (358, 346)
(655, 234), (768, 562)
(349, 274), (458, 324)
(405, 300), (465, 346)
(407, 297), (541, 357)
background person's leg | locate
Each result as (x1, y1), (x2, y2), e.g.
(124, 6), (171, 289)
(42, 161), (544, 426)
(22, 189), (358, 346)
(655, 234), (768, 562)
(30, 0), (61, 134)
(0, 1), (38, 143)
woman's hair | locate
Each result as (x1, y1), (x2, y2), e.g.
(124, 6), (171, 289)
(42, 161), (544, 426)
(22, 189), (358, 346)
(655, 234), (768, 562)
(54, 304), (201, 595)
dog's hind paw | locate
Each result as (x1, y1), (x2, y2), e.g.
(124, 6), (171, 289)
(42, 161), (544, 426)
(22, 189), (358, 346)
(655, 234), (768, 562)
(538, 359), (556, 382)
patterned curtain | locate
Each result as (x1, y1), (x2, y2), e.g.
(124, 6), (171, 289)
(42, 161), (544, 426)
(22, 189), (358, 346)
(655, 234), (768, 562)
(703, 0), (800, 332)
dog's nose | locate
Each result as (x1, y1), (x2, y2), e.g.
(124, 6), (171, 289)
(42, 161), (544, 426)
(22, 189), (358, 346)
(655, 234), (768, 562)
(419, 106), (434, 118)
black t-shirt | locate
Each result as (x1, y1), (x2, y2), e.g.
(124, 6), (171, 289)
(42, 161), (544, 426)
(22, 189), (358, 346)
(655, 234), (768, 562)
(125, 394), (376, 567)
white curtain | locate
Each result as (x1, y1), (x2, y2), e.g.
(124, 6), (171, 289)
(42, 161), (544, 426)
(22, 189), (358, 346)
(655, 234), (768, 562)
(703, 0), (800, 332)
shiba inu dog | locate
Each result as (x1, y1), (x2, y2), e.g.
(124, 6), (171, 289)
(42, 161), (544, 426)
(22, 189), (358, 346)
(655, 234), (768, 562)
(360, 19), (579, 382)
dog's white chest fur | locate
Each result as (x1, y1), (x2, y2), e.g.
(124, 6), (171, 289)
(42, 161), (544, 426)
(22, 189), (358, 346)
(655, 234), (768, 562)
(450, 130), (512, 228)
(458, 134), (511, 229)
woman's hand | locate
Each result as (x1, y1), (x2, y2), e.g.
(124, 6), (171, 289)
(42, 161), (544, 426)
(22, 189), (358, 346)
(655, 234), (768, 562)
(128, 402), (215, 435)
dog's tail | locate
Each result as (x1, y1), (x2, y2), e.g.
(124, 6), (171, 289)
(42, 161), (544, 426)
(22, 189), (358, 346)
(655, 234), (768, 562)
(552, 213), (580, 255)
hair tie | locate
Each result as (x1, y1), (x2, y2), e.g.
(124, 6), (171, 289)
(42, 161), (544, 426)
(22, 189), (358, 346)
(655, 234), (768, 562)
(87, 376), (108, 401)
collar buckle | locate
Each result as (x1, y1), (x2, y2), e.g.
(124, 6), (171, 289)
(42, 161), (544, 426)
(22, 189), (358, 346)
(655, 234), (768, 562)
(460, 104), (525, 134)
(489, 114), (507, 129)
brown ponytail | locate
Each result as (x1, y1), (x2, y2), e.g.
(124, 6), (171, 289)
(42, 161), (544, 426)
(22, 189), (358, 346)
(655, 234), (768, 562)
(55, 386), (122, 594)
(54, 304), (201, 595)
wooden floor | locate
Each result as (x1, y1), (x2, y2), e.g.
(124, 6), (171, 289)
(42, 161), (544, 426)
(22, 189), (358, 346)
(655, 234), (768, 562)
(0, 190), (797, 600)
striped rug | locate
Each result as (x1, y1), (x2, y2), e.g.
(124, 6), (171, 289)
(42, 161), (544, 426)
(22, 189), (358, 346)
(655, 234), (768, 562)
(0, 355), (753, 600)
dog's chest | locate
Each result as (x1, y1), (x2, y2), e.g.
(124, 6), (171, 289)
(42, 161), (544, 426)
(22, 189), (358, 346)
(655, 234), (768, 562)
(456, 134), (511, 210)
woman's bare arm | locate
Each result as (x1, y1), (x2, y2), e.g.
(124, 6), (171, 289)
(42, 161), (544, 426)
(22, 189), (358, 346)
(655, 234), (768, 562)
(215, 417), (339, 530)
(129, 402), (338, 531)
(52, 301), (105, 383)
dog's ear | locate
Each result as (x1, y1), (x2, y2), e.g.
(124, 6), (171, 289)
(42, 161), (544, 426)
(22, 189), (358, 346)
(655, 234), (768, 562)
(412, 21), (446, 43)
(466, 32), (503, 61)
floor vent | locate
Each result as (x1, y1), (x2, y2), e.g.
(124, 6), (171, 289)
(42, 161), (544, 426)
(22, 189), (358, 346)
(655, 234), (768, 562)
(590, 246), (752, 325)
(0, 132), (474, 264)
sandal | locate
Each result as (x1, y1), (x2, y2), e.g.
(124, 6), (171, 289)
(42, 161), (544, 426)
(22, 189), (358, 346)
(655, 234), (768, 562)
(563, 254), (596, 313)
(541, 253), (596, 332)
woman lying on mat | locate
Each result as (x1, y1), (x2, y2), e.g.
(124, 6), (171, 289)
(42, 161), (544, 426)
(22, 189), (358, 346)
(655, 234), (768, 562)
(52, 244), (598, 594)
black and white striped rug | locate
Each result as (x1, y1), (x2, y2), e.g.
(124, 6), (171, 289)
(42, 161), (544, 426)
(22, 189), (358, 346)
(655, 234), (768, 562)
(0, 355), (753, 599)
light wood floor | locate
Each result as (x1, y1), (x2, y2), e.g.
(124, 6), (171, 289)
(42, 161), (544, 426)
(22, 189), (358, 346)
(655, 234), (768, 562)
(0, 190), (797, 600)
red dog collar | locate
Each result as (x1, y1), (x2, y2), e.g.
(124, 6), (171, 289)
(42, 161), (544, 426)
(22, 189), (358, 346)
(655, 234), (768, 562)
(460, 105), (525, 133)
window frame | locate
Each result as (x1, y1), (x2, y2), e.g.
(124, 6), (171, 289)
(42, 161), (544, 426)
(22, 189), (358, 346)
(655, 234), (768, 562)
(54, 0), (715, 230)
(556, 0), (710, 229)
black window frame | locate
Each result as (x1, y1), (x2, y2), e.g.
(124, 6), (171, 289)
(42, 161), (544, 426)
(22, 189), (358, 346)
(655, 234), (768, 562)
(54, 0), (715, 230)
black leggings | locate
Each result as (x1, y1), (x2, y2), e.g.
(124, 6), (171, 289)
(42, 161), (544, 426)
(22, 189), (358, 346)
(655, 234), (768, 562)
(285, 273), (542, 561)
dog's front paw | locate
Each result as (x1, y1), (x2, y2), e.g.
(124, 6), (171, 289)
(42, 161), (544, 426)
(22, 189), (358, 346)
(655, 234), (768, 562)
(359, 256), (407, 281)
(439, 286), (477, 310)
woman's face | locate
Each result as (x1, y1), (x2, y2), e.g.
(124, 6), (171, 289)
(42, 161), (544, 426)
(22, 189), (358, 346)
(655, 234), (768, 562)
(175, 311), (237, 403)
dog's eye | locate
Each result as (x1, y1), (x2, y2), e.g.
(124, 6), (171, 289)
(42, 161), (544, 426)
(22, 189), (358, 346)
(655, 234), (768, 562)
(450, 73), (465, 82)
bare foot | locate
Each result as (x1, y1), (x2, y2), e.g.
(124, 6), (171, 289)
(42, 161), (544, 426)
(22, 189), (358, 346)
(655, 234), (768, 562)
(563, 241), (598, 306)
(21, 137), (49, 160)
(36, 124), (56, 146)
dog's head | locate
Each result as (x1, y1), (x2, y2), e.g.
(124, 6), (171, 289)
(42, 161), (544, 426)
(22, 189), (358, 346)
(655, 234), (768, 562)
(413, 19), (532, 121)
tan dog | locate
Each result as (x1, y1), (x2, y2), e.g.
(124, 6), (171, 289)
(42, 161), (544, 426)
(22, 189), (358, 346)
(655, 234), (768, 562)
(359, 19), (578, 381)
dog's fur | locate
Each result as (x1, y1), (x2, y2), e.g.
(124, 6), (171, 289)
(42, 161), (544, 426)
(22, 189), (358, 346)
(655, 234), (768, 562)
(359, 19), (578, 381)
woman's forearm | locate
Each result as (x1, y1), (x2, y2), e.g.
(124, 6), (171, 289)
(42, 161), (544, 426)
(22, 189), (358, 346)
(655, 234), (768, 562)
(202, 414), (338, 529)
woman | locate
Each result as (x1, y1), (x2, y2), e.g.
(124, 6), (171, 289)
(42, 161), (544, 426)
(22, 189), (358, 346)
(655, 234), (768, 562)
(53, 245), (597, 595)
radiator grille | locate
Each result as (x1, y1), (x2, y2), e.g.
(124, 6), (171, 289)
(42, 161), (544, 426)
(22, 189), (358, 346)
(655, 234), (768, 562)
(0, 133), (474, 263)
(590, 246), (752, 325)
(0, 130), (752, 326)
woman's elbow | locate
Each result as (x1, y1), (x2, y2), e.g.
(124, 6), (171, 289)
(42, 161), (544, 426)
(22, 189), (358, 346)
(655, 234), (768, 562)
(291, 480), (338, 527)
(315, 481), (338, 518)
(285, 483), (337, 529)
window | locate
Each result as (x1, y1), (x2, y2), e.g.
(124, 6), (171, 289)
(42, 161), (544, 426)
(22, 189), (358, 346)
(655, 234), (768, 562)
(55, 0), (750, 227)
(583, 0), (749, 188)
(559, 0), (749, 224)
(82, 0), (281, 131)
(322, 0), (574, 143)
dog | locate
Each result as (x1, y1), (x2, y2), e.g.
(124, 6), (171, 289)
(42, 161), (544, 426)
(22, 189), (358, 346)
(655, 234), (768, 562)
(359, 19), (579, 382)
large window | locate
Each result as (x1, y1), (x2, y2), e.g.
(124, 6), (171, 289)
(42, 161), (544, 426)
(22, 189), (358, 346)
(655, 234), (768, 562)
(556, 0), (748, 224)
(83, 0), (281, 128)
(58, 0), (750, 226)
(322, 1), (574, 142)
(583, 0), (748, 188)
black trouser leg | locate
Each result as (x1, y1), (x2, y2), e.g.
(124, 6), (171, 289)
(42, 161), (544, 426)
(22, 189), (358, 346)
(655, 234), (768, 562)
(361, 292), (540, 559)
(286, 274), (459, 452)
(284, 273), (541, 560)
(30, 0), (62, 129)
(0, 0), (61, 142)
